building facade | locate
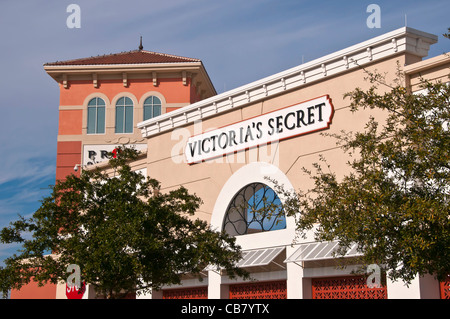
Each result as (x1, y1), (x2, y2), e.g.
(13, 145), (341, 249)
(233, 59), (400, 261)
(132, 27), (449, 300)
(11, 27), (449, 299)
(44, 49), (216, 182)
(10, 49), (216, 299)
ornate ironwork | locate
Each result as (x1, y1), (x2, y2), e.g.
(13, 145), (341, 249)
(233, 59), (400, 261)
(440, 275), (450, 299)
(229, 281), (287, 299)
(223, 183), (286, 236)
(312, 276), (387, 299)
(162, 286), (208, 299)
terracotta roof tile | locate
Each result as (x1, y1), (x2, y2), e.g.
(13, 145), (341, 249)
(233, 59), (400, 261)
(45, 50), (201, 66)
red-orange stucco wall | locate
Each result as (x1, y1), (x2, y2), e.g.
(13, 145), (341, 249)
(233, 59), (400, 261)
(10, 280), (57, 299)
(59, 78), (192, 106)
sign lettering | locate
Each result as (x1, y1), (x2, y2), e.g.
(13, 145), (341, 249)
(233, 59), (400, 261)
(185, 95), (334, 164)
(82, 144), (147, 166)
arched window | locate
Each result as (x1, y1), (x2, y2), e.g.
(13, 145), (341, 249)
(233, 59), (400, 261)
(223, 183), (286, 236)
(115, 97), (133, 133)
(143, 96), (162, 121)
(87, 97), (105, 134)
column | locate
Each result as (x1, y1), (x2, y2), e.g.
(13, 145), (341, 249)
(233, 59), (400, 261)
(208, 270), (228, 299)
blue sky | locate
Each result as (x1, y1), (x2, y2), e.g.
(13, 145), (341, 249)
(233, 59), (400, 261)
(0, 0), (449, 269)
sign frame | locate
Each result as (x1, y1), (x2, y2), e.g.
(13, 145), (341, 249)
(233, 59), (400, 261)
(184, 95), (334, 164)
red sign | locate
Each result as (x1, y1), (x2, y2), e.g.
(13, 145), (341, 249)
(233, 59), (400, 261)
(66, 281), (86, 299)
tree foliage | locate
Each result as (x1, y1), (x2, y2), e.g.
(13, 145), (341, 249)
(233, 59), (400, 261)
(275, 69), (449, 284)
(444, 27), (450, 40)
(0, 147), (247, 298)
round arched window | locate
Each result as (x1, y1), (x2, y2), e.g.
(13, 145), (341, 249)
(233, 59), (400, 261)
(87, 97), (105, 134)
(143, 96), (162, 121)
(222, 183), (286, 236)
(115, 96), (134, 133)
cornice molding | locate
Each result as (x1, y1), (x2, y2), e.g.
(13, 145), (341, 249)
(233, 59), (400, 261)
(44, 60), (217, 96)
(43, 61), (203, 74)
(137, 27), (438, 138)
(404, 53), (450, 74)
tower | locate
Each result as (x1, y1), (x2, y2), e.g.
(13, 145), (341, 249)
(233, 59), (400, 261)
(44, 48), (216, 182)
(9, 47), (216, 299)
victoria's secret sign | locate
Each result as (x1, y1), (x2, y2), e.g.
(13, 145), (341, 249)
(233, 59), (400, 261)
(185, 95), (334, 164)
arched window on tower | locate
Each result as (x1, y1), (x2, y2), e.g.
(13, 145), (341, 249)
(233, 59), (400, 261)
(223, 183), (286, 236)
(87, 97), (105, 134)
(115, 97), (134, 133)
(143, 96), (162, 121)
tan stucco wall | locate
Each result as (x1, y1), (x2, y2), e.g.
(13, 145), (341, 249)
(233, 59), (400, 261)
(143, 54), (414, 225)
(405, 54), (450, 92)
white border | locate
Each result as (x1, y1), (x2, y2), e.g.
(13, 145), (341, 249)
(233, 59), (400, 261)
(210, 162), (297, 250)
(138, 27), (437, 138)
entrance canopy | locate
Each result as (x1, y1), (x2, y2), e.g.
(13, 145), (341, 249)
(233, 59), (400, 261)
(206, 246), (286, 272)
(285, 241), (362, 263)
(237, 247), (285, 268)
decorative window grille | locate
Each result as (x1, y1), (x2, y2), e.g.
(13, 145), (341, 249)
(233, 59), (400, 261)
(440, 275), (450, 299)
(223, 183), (286, 236)
(162, 286), (208, 299)
(229, 281), (287, 299)
(312, 276), (387, 299)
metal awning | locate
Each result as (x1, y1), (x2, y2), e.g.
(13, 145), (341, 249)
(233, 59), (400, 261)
(285, 241), (362, 263)
(237, 247), (285, 268)
(205, 247), (286, 272)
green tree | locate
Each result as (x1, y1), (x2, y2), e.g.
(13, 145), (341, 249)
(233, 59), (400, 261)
(275, 69), (449, 285)
(0, 147), (247, 298)
(444, 27), (450, 39)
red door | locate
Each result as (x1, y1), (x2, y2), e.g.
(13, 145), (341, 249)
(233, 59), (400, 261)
(229, 281), (287, 299)
(312, 276), (387, 299)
